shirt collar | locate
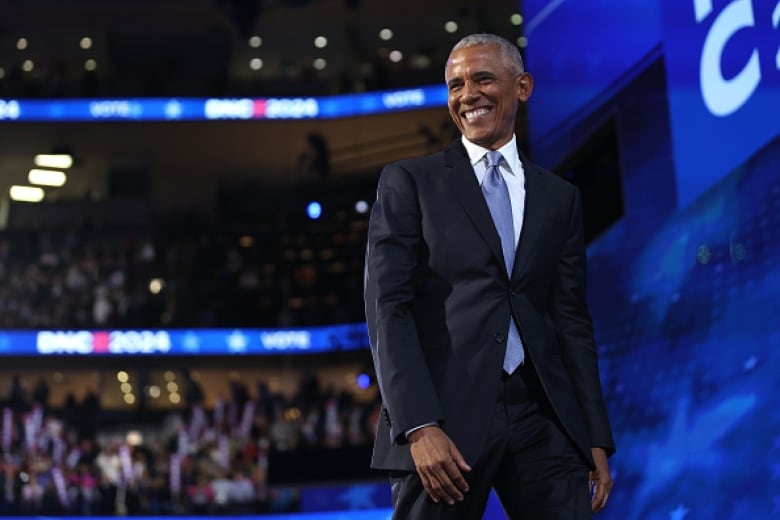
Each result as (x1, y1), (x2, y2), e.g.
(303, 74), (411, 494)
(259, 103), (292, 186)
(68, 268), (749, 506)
(461, 134), (519, 175)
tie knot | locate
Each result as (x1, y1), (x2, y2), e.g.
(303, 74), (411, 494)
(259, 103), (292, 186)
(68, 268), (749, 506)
(486, 151), (503, 169)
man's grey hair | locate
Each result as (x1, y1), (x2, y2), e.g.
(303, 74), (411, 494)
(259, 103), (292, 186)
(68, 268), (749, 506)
(447, 33), (525, 77)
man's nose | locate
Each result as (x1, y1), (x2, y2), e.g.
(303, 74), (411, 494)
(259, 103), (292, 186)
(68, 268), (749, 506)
(460, 81), (479, 101)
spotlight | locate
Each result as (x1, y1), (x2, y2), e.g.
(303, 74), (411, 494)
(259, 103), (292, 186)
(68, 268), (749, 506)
(307, 201), (322, 220)
(356, 373), (371, 390)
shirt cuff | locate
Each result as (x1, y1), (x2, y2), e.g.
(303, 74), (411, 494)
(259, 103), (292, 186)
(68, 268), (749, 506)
(405, 422), (440, 439)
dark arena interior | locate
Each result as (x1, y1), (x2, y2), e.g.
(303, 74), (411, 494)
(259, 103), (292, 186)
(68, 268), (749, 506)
(0, 0), (778, 518)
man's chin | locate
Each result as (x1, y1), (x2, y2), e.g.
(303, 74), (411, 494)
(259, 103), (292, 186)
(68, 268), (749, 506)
(463, 129), (492, 145)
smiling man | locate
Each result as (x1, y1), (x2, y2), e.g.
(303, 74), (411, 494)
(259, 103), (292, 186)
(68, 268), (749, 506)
(364, 33), (616, 519)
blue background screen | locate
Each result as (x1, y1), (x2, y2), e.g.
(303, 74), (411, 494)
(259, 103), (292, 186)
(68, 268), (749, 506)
(525, 1), (780, 517)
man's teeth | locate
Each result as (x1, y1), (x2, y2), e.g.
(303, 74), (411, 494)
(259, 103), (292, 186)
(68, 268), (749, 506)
(465, 108), (489, 121)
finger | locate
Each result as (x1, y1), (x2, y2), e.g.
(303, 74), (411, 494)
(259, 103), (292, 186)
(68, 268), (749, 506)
(440, 459), (469, 498)
(446, 445), (471, 494)
(432, 472), (462, 504)
(591, 480), (611, 513)
(417, 470), (439, 504)
(428, 463), (466, 505)
(590, 480), (605, 513)
(592, 493), (608, 514)
(427, 469), (458, 505)
(441, 455), (470, 494)
(450, 445), (472, 473)
(421, 463), (459, 504)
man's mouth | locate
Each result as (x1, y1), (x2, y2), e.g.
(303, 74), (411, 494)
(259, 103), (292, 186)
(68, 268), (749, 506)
(463, 107), (492, 122)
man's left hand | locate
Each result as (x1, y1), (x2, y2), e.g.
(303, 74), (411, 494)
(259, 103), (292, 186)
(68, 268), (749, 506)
(589, 447), (612, 514)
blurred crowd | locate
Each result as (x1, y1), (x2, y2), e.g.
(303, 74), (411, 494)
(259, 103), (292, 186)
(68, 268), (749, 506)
(0, 210), (367, 330)
(0, 229), (161, 330)
(0, 372), (380, 516)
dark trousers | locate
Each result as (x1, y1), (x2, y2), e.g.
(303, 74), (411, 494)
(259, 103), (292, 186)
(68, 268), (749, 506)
(390, 363), (591, 519)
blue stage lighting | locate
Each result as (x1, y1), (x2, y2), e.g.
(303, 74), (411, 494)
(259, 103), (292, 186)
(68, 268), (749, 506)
(307, 201), (322, 220)
(356, 373), (371, 390)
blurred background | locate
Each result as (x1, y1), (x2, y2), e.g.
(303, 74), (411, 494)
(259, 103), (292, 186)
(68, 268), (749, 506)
(0, 0), (778, 518)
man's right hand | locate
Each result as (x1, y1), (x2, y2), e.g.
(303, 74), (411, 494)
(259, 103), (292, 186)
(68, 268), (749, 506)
(407, 426), (472, 505)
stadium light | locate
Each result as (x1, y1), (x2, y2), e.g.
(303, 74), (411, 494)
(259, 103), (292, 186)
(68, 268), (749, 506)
(34, 154), (73, 169)
(9, 185), (44, 202)
(28, 168), (66, 187)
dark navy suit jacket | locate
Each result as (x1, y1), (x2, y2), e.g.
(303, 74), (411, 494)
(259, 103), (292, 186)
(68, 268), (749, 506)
(364, 139), (615, 472)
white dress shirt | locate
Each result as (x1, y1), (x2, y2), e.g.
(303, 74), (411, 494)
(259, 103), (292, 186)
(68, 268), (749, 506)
(461, 134), (526, 248)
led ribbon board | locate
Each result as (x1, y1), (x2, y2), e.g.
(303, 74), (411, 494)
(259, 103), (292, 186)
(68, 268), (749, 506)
(0, 323), (369, 355)
(0, 85), (447, 122)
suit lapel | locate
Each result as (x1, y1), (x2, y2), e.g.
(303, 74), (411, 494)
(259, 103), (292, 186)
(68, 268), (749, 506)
(511, 154), (550, 281)
(443, 142), (508, 275)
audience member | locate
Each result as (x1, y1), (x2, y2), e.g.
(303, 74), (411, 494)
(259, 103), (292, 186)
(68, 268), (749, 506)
(0, 374), (380, 515)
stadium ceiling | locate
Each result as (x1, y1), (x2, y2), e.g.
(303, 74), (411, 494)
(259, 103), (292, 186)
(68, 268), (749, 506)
(0, 0), (524, 98)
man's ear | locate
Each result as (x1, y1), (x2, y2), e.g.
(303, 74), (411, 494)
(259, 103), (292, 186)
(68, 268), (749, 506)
(516, 72), (534, 102)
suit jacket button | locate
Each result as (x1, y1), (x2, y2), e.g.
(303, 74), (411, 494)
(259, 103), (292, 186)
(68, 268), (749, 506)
(495, 332), (506, 343)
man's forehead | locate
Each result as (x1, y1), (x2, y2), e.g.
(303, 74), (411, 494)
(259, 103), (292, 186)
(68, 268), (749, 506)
(446, 47), (504, 77)
(447, 45), (500, 64)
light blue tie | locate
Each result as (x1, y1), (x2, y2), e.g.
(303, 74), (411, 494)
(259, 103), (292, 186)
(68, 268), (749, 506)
(482, 151), (525, 374)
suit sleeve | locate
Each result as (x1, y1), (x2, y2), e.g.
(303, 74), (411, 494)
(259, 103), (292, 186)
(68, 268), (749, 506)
(364, 163), (444, 444)
(549, 186), (616, 455)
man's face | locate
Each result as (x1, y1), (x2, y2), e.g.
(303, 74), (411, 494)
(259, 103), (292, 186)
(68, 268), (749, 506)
(445, 44), (533, 150)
